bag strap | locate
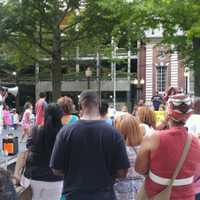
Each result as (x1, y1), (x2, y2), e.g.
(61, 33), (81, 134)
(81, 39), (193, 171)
(169, 133), (192, 186)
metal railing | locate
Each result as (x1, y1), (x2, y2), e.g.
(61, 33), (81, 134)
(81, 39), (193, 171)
(1, 71), (137, 83)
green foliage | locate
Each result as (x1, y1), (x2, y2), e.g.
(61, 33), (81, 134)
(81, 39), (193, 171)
(147, 0), (200, 96)
(1, 0), (199, 96)
(80, 0), (156, 47)
(0, 0), (85, 99)
(0, 0), (82, 66)
(0, 0), (153, 69)
(150, 0), (200, 66)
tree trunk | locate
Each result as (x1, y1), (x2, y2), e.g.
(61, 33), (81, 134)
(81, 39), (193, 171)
(193, 38), (200, 97)
(51, 60), (62, 101)
(51, 26), (62, 102)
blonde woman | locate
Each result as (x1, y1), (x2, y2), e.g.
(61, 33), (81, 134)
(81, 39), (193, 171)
(114, 114), (144, 200)
(137, 106), (156, 136)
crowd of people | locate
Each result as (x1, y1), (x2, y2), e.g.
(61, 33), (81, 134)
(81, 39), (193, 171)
(0, 87), (200, 200)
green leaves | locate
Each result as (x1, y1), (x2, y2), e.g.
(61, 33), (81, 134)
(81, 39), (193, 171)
(0, 0), (199, 88)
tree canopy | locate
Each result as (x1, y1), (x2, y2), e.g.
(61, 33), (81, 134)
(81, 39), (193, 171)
(0, 0), (200, 98)
(0, 0), (151, 100)
(0, 0), (84, 100)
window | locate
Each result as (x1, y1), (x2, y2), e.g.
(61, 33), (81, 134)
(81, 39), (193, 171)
(157, 65), (167, 92)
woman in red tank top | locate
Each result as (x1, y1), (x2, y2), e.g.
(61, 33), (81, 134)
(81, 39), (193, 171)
(135, 93), (200, 200)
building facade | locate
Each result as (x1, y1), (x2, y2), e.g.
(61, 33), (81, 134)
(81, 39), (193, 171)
(35, 30), (193, 109)
(139, 29), (193, 104)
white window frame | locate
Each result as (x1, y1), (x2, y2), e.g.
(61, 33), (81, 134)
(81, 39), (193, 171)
(156, 65), (167, 93)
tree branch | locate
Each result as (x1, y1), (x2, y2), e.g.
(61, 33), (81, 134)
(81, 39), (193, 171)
(29, 35), (53, 56)
(29, 1), (55, 30)
(11, 30), (54, 56)
(7, 37), (44, 65)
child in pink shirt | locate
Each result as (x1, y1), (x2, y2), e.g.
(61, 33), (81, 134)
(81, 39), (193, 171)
(21, 102), (33, 142)
(3, 105), (11, 129)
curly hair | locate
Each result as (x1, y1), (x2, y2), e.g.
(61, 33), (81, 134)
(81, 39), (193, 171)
(57, 96), (74, 115)
(137, 106), (156, 129)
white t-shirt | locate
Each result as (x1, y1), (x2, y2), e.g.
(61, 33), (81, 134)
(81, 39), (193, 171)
(185, 114), (200, 137)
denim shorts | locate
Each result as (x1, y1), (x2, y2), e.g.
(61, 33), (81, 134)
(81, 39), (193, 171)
(62, 189), (117, 200)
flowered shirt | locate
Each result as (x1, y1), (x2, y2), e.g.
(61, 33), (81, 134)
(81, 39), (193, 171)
(114, 146), (144, 200)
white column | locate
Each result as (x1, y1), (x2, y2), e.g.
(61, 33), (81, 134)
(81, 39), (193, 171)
(35, 63), (40, 100)
(145, 43), (154, 104)
(127, 48), (131, 81)
(189, 70), (194, 96)
(111, 38), (117, 110)
(76, 46), (80, 73)
(170, 51), (179, 87)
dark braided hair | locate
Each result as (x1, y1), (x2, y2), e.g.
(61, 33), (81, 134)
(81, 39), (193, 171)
(0, 168), (17, 200)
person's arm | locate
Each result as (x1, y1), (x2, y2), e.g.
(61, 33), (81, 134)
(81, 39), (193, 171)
(2, 91), (8, 102)
(13, 150), (29, 184)
(135, 133), (160, 175)
(43, 100), (48, 109)
(26, 111), (31, 123)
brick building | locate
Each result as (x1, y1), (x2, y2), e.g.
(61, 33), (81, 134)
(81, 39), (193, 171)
(138, 29), (193, 104)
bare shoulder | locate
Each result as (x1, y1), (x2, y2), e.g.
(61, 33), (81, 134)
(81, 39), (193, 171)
(135, 131), (160, 175)
(142, 131), (160, 151)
